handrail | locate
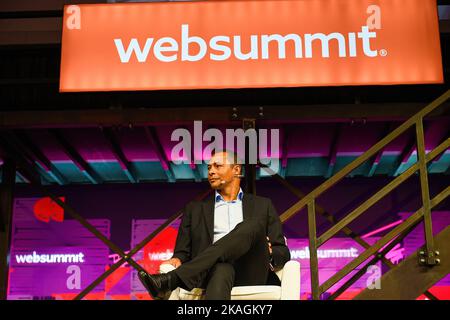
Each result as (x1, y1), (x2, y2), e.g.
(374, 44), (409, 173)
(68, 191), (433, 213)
(327, 217), (426, 300)
(320, 185), (449, 294)
(280, 90), (450, 223)
(317, 137), (450, 247)
(275, 89), (449, 299)
(259, 162), (438, 300)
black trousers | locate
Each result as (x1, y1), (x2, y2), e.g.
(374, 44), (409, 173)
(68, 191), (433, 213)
(174, 219), (271, 299)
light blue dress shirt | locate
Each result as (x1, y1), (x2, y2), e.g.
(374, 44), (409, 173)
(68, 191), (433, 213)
(213, 188), (244, 243)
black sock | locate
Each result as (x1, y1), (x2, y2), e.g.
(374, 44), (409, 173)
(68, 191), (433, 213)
(167, 271), (180, 290)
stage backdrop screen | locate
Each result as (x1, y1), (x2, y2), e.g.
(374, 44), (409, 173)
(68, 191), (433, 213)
(7, 198), (450, 300)
(60, 0), (443, 92)
(7, 198), (110, 300)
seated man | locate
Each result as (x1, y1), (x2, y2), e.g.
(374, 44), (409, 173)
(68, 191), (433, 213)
(138, 150), (290, 300)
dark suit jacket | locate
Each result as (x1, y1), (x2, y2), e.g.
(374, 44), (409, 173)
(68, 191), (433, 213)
(172, 192), (291, 283)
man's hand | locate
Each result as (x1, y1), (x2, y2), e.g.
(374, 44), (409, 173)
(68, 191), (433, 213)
(267, 237), (272, 256)
(161, 257), (182, 268)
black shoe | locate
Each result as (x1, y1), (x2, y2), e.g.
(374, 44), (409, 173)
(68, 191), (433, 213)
(138, 270), (173, 300)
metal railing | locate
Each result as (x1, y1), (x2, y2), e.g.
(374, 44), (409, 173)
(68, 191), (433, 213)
(273, 89), (450, 299)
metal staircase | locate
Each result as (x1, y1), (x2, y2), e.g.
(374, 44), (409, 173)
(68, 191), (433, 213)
(270, 89), (450, 300)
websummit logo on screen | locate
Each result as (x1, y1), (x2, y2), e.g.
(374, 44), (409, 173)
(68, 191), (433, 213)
(60, 0), (443, 92)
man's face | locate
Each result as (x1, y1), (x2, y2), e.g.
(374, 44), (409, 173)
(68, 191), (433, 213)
(207, 152), (240, 190)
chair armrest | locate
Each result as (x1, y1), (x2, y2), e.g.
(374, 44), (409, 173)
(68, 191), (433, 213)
(279, 260), (301, 300)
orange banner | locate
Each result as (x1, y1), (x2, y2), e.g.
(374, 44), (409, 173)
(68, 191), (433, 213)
(59, 0), (443, 92)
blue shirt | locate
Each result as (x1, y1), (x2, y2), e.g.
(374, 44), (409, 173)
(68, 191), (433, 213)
(213, 188), (244, 243)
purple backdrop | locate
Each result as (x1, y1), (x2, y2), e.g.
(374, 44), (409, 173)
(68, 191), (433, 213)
(8, 176), (450, 299)
(8, 198), (110, 300)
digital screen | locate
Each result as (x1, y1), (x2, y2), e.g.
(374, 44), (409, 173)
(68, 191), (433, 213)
(7, 197), (450, 300)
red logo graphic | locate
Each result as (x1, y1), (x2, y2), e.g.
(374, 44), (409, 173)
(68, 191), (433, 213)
(33, 197), (65, 222)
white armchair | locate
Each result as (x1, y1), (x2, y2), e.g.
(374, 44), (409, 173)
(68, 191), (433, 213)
(159, 260), (300, 300)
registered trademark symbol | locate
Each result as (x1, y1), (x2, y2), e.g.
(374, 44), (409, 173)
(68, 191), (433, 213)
(379, 49), (388, 56)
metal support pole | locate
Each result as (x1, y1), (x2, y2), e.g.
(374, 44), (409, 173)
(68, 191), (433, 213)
(0, 159), (15, 300)
(416, 119), (437, 266)
(308, 199), (320, 300)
